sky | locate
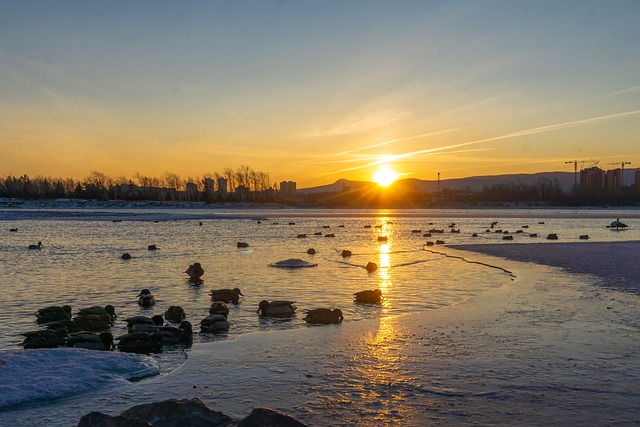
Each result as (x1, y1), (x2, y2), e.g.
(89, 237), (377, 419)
(1, 0), (639, 188)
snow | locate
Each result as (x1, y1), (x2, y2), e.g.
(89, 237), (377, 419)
(0, 348), (159, 410)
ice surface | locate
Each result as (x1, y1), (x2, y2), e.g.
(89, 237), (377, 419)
(0, 348), (159, 410)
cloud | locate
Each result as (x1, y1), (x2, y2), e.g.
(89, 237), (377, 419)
(596, 85), (640, 99)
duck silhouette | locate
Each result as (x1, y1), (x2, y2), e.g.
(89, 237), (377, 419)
(208, 301), (230, 317)
(77, 305), (117, 323)
(257, 300), (296, 318)
(185, 263), (204, 281)
(137, 289), (156, 307)
(66, 332), (114, 351)
(354, 289), (383, 304)
(200, 314), (230, 333)
(304, 308), (343, 324)
(124, 315), (165, 333)
(164, 306), (186, 323)
(209, 288), (243, 304)
(35, 305), (72, 324)
(158, 321), (193, 345)
(117, 331), (163, 354)
(22, 328), (68, 349)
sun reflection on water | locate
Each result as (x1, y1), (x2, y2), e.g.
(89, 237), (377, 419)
(349, 316), (409, 423)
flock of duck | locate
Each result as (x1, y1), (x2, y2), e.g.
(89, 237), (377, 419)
(19, 216), (613, 356)
(21, 261), (382, 354)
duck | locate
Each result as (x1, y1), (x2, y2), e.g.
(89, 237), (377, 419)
(28, 241), (42, 249)
(125, 315), (165, 333)
(237, 242), (249, 248)
(35, 305), (72, 324)
(158, 320), (193, 345)
(209, 288), (243, 304)
(365, 262), (378, 272)
(77, 305), (117, 323)
(117, 331), (164, 354)
(147, 244), (158, 250)
(66, 332), (114, 351)
(137, 289), (156, 307)
(47, 315), (111, 333)
(354, 289), (383, 304)
(121, 253), (132, 260)
(185, 262), (204, 281)
(307, 248), (317, 255)
(341, 250), (352, 257)
(164, 306), (186, 323)
(199, 314), (230, 333)
(257, 300), (296, 318)
(22, 328), (68, 349)
(304, 308), (344, 324)
(209, 301), (229, 317)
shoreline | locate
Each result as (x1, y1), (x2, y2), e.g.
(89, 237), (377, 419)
(2, 201), (639, 221)
(2, 242), (638, 425)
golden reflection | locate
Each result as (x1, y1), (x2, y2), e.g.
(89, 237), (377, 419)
(376, 219), (394, 311)
(353, 316), (408, 417)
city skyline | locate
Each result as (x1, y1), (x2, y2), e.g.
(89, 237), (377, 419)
(2, 1), (639, 188)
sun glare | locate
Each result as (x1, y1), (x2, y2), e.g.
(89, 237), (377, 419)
(372, 164), (398, 187)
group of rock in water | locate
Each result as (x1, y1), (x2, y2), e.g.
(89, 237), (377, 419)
(21, 262), (383, 355)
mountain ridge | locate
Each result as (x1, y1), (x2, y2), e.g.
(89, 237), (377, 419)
(298, 169), (639, 194)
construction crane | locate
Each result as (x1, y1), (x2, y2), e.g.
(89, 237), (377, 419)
(565, 160), (599, 190)
(607, 161), (631, 186)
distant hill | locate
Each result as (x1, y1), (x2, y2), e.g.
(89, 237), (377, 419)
(298, 171), (585, 194)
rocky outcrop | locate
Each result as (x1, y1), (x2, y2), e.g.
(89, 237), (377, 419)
(77, 398), (306, 427)
(237, 407), (307, 427)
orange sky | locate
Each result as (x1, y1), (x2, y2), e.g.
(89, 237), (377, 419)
(1, 2), (639, 188)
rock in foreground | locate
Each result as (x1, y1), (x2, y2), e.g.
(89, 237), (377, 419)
(77, 397), (306, 427)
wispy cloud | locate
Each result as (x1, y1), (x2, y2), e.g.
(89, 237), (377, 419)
(323, 109), (640, 174)
(285, 127), (466, 169)
(596, 85), (640, 99)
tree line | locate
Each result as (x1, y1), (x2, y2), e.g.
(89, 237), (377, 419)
(0, 165), (274, 200)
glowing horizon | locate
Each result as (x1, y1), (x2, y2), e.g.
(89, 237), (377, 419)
(1, 2), (639, 188)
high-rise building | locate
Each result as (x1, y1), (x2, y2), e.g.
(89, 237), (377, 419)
(185, 182), (199, 201)
(580, 166), (604, 195)
(605, 169), (622, 196)
(280, 181), (297, 198)
(218, 178), (227, 195)
(204, 178), (215, 197)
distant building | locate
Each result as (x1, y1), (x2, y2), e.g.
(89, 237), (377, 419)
(218, 178), (227, 195)
(185, 182), (199, 201)
(204, 178), (216, 198)
(235, 185), (249, 201)
(605, 169), (622, 196)
(280, 181), (297, 198)
(580, 167), (604, 196)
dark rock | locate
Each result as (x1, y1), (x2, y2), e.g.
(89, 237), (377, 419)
(119, 398), (232, 426)
(78, 411), (151, 427)
(237, 408), (307, 427)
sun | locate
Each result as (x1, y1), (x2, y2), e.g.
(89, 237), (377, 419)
(372, 164), (398, 187)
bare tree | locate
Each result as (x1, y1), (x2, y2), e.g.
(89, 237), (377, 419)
(223, 167), (236, 191)
(135, 172), (152, 187)
(163, 172), (182, 190)
(85, 170), (112, 191)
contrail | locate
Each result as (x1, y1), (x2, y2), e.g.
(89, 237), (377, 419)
(329, 109), (640, 174)
(279, 126), (465, 169)
(596, 85), (640, 99)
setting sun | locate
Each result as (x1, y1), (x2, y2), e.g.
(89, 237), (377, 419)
(372, 164), (398, 187)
